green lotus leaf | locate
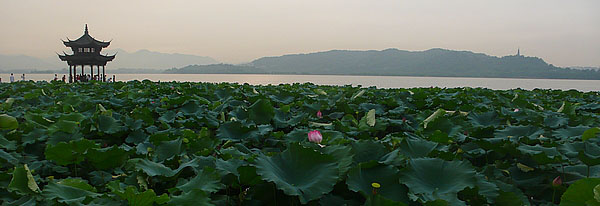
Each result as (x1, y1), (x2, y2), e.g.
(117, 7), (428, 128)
(132, 107), (154, 125)
(249, 99), (275, 124)
(134, 157), (201, 177)
(0, 136), (17, 150)
(21, 128), (46, 146)
(542, 112), (569, 128)
(42, 181), (100, 205)
(493, 180), (529, 206)
(553, 126), (591, 141)
(0, 114), (19, 130)
(3, 97), (15, 109)
(126, 130), (148, 144)
(57, 178), (96, 192)
(560, 178), (600, 206)
(155, 138), (183, 162)
(346, 163), (410, 204)
(217, 121), (259, 141)
(86, 145), (129, 170)
(254, 144), (339, 204)
(48, 119), (78, 134)
(563, 165), (600, 180)
(399, 158), (482, 206)
(111, 185), (169, 206)
(98, 114), (125, 134)
(583, 127), (600, 141)
(60, 112), (86, 122)
(176, 168), (224, 194)
(352, 140), (387, 163)
(517, 144), (564, 164)
(89, 171), (113, 186)
(273, 110), (306, 129)
(559, 142), (585, 159)
(365, 195), (407, 206)
(269, 92), (295, 104)
(319, 194), (360, 206)
(24, 113), (53, 128)
(578, 142), (600, 166)
(1, 196), (37, 206)
(158, 110), (176, 123)
(468, 111), (500, 128)
(168, 189), (214, 206)
(0, 149), (19, 165)
(495, 126), (544, 141)
(8, 164), (40, 194)
(399, 137), (438, 158)
(215, 158), (247, 176)
(181, 100), (200, 114)
(321, 144), (354, 177)
(45, 139), (99, 166)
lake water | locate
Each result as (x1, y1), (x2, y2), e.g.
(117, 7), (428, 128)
(3, 73), (600, 92)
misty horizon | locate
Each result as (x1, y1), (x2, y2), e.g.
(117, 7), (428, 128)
(1, 0), (599, 67)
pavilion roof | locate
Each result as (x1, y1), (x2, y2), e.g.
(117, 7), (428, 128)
(58, 53), (115, 65)
(63, 24), (111, 48)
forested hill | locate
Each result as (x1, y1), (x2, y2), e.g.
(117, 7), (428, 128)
(248, 48), (600, 79)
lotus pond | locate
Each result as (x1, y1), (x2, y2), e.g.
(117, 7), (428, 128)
(1, 81), (599, 206)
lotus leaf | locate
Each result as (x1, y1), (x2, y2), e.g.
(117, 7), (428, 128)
(43, 181), (100, 205)
(254, 144), (339, 203)
(399, 158), (484, 206)
(176, 168), (224, 193)
(8, 164), (39, 194)
(346, 162), (410, 204)
(560, 178), (600, 206)
(168, 189), (214, 206)
(0, 114), (18, 130)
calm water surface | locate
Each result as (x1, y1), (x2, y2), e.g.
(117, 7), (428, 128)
(4, 73), (600, 92)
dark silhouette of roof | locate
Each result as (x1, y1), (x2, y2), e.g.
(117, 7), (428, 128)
(58, 24), (116, 66)
(62, 24), (111, 48)
(58, 53), (116, 65)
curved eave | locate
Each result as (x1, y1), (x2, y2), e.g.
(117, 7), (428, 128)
(63, 41), (110, 48)
(57, 54), (115, 63)
(63, 33), (111, 48)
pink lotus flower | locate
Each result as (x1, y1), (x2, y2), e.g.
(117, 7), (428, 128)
(308, 130), (322, 143)
(317, 110), (323, 118)
(514, 108), (520, 112)
(552, 176), (562, 187)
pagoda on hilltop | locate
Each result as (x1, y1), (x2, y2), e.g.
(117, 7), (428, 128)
(58, 24), (115, 82)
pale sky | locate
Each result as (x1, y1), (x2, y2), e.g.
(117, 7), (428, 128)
(0, 0), (599, 66)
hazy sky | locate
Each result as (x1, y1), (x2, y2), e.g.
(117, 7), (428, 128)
(1, 0), (598, 66)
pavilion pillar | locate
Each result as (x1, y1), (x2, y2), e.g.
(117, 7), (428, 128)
(69, 65), (73, 83)
(103, 66), (106, 82)
(97, 66), (100, 81)
(81, 65), (84, 78)
(91, 65), (94, 81)
(73, 66), (77, 82)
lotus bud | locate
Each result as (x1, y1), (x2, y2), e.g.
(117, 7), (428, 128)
(307, 130), (322, 143)
(402, 117), (407, 123)
(317, 110), (323, 118)
(552, 176), (562, 187)
(514, 108), (520, 112)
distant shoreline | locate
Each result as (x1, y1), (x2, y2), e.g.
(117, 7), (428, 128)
(4, 72), (600, 82)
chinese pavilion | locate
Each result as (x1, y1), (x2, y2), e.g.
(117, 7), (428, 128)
(58, 24), (115, 82)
